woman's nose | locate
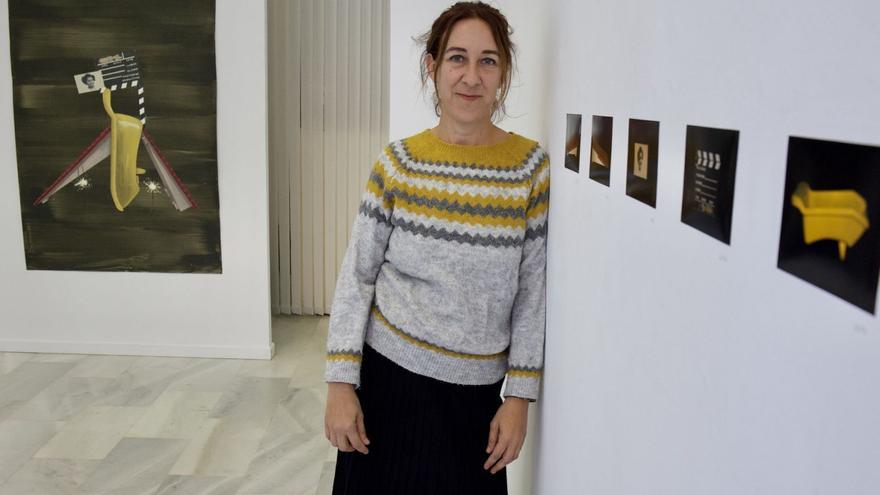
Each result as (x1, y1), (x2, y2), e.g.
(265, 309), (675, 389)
(462, 62), (480, 86)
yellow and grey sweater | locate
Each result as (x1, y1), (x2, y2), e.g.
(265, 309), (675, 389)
(324, 129), (549, 402)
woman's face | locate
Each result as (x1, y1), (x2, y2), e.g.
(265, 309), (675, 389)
(428, 18), (502, 126)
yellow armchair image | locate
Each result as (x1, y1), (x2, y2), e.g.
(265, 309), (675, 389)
(791, 182), (869, 261)
(102, 89), (146, 211)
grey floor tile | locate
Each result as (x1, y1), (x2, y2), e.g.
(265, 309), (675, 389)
(154, 474), (244, 495)
(0, 458), (100, 495)
(77, 437), (188, 495)
(0, 420), (66, 484)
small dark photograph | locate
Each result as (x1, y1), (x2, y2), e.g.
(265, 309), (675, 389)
(626, 119), (659, 207)
(777, 136), (880, 314)
(681, 125), (740, 244)
(564, 113), (582, 173)
(589, 115), (612, 186)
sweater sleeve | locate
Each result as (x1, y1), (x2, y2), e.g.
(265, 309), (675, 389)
(503, 149), (550, 402)
(324, 149), (395, 387)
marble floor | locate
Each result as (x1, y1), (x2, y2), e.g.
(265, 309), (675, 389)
(0, 315), (337, 495)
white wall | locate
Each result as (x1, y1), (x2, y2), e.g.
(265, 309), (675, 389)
(0, 1), (273, 359)
(538, 1), (880, 494)
(388, 2), (549, 493)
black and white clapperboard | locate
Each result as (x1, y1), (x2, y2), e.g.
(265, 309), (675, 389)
(680, 125), (739, 244)
(97, 51), (146, 124)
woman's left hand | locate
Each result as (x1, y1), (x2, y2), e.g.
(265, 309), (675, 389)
(484, 396), (529, 474)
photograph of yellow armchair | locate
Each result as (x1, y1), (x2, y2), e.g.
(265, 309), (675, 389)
(103, 88), (146, 211)
(790, 182), (869, 261)
(777, 136), (880, 314)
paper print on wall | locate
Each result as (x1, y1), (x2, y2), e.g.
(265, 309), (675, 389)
(777, 136), (880, 314)
(681, 125), (740, 244)
(8, 0), (220, 273)
(589, 115), (612, 186)
(564, 113), (582, 173)
(626, 119), (659, 207)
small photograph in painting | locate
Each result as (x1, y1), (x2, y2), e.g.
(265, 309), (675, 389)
(73, 71), (105, 94)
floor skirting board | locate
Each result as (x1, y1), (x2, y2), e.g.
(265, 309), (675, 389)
(0, 339), (275, 360)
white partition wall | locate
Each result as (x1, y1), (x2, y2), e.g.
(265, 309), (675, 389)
(537, 1), (880, 494)
(0, 1), (272, 359)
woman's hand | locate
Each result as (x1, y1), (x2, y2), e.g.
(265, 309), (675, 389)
(484, 396), (529, 474)
(324, 382), (370, 454)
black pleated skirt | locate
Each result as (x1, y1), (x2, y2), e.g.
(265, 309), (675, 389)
(332, 343), (508, 495)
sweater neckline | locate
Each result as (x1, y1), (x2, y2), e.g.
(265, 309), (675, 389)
(419, 128), (516, 152)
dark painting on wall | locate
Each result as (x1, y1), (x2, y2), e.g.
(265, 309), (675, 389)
(564, 113), (581, 173)
(777, 136), (880, 314)
(8, 0), (221, 273)
(589, 115), (612, 186)
(681, 125), (739, 244)
(626, 119), (659, 207)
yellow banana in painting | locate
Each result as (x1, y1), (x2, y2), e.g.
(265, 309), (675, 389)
(791, 182), (870, 261)
(102, 89), (145, 211)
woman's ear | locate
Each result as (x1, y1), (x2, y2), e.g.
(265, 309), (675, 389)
(425, 54), (437, 80)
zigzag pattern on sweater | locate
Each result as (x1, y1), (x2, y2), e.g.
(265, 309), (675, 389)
(396, 140), (543, 175)
(388, 187), (526, 219)
(390, 142), (534, 184)
(359, 203), (392, 225)
(390, 216), (525, 248)
(508, 365), (542, 378)
(528, 188), (550, 211)
(379, 153), (529, 200)
(327, 349), (363, 363)
(525, 223), (548, 241)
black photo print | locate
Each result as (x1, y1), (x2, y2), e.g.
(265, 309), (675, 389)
(777, 136), (880, 314)
(564, 113), (582, 173)
(589, 115), (613, 186)
(681, 125), (740, 244)
(626, 119), (659, 207)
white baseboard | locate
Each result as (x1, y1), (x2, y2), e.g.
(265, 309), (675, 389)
(0, 338), (275, 360)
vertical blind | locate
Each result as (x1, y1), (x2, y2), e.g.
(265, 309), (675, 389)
(268, 0), (390, 315)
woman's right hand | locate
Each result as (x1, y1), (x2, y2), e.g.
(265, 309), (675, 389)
(324, 382), (370, 454)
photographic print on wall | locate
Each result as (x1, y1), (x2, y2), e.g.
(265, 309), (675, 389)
(589, 115), (612, 186)
(8, 0), (221, 273)
(626, 119), (659, 207)
(564, 113), (582, 173)
(681, 125), (740, 244)
(777, 136), (880, 314)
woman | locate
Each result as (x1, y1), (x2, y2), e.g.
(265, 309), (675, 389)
(324, 2), (549, 493)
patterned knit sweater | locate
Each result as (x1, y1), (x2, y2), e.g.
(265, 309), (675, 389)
(324, 129), (549, 402)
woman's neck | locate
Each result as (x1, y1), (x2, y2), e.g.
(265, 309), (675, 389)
(431, 118), (507, 146)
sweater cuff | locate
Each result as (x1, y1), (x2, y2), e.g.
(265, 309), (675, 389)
(324, 354), (363, 388)
(503, 372), (541, 403)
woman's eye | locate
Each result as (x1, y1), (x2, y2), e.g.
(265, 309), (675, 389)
(482, 58), (498, 66)
(448, 54), (465, 63)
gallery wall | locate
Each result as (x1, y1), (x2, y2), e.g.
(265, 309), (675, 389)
(0, 0), (273, 358)
(537, 0), (880, 494)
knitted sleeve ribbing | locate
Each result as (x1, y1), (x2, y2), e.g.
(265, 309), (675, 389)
(324, 148), (395, 388)
(503, 149), (549, 402)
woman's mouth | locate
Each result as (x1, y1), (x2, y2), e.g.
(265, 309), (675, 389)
(456, 93), (481, 101)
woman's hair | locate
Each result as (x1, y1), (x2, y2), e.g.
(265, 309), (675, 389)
(416, 1), (515, 121)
